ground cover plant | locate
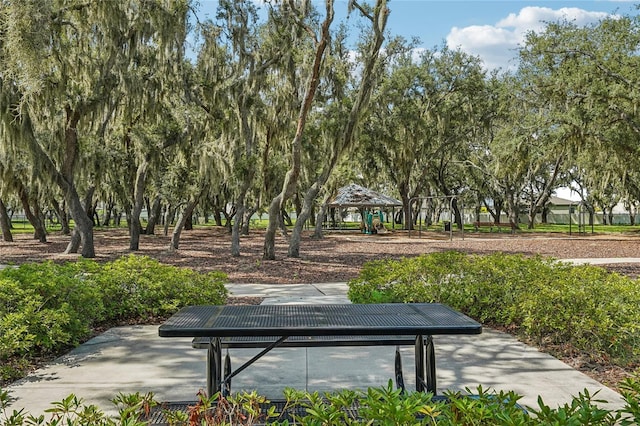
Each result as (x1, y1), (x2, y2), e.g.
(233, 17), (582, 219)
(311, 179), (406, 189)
(348, 252), (640, 374)
(1, 376), (640, 425)
(0, 255), (228, 384)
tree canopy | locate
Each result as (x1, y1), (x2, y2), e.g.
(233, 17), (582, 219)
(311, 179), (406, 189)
(1, 1), (639, 256)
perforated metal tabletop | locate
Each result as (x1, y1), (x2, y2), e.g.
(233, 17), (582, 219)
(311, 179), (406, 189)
(159, 303), (482, 337)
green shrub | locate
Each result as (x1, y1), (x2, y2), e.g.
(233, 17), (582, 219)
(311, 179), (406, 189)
(0, 256), (228, 383)
(348, 252), (640, 366)
(348, 251), (469, 304)
(520, 264), (640, 361)
(89, 255), (228, 321)
(3, 375), (640, 425)
(0, 260), (103, 361)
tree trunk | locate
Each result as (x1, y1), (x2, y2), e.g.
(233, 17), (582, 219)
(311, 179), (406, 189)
(541, 206), (549, 224)
(130, 217), (142, 250)
(64, 185), (95, 257)
(313, 193), (332, 239)
(289, 182), (322, 257)
(527, 209), (536, 229)
(293, 193), (302, 222)
(18, 186), (47, 243)
(231, 185), (250, 257)
(164, 205), (175, 236)
(51, 198), (71, 235)
(35, 198), (48, 237)
(213, 208), (223, 226)
(102, 197), (114, 227)
(309, 205), (316, 227)
(402, 193), (413, 231)
(313, 207), (326, 239)
(451, 197), (463, 229)
(264, 197), (281, 260)
(0, 198), (13, 242)
(264, 2), (335, 261)
(67, 229), (81, 252)
(170, 196), (201, 251)
(129, 160), (149, 250)
(223, 208), (233, 232)
(231, 207), (244, 256)
(282, 1), (388, 258)
(282, 209), (292, 227)
(17, 104), (95, 256)
(241, 206), (258, 236)
(146, 195), (162, 235)
(485, 198), (504, 224)
(83, 185), (96, 225)
(505, 191), (520, 231)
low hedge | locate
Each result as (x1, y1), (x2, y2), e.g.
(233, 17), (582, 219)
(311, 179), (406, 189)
(347, 251), (640, 366)
(0, 255), (228, 382)
(2, 376), (640, 425)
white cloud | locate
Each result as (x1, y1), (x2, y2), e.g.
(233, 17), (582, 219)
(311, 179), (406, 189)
(446, 7), (611, 71)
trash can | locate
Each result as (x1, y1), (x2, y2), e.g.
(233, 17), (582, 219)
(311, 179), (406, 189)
(444, 221), (451, 232)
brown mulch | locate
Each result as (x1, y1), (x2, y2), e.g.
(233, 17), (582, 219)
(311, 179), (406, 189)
(2, 226), (640, 390)
(3, 227), (640, 284)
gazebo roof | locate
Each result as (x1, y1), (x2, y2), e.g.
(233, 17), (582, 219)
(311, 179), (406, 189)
(327, 183), (402, 208)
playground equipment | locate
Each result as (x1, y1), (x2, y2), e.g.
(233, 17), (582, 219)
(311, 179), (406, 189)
(326, 184), (402, 232)
(362, 210), (387, 234)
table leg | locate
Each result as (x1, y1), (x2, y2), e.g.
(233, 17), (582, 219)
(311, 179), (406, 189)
(207, 338), (222, 397)
(223, 352), (231, 396)
(425, 335), (436, 394)
(415, 335), (436, 394)
(415, 335), (425, 392)
(395, 346), (405, 393)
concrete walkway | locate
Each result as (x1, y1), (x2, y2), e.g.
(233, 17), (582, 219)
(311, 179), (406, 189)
(4, 280), (627, 418)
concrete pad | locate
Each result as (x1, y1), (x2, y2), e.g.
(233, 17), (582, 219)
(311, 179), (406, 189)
(231, 282), (350, 304)
(5, 325), (624, 418)
(563, 258), (640, 265)
(4, 275), (628, 418)
(433, 331), (624, 412)
(226, 282), (349, 298)
(5, 326), (203, 417)
(261, 295), (351, 305)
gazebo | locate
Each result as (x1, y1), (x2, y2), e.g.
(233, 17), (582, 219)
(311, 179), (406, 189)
(326, 184), (402, 233)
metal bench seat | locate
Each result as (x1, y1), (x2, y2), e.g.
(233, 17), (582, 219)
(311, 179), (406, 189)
(192, 334), (417, 349)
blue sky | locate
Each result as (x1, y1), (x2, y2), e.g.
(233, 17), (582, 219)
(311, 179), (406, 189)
(197, 1), (638, 70)
(382, 1), (637, 70)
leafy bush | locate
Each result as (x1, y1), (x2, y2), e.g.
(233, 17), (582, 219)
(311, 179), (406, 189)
(348, 252), (640, 365)
(89, 255), (228, 321)
(0, 256), (228, 383)
(0, 260), (103, 358)
(2, 375), (640, 425)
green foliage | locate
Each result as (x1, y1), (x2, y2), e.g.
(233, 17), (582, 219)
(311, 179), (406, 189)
(3, 375), (640, 425)
(438, 386), (531, 425)
(357, 381), (445, 424)
(91, 255), (228, 321)
(348, 252), (640, 365)
(619, 370), (640, 425)
(0, 256), (228, 383)
(347, 251), (469, 304)
(531, 389), (621, 426)
(0, 260), (103, 358)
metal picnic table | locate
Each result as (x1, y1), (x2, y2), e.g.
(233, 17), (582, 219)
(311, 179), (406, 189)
(158, 303), (482, 396)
